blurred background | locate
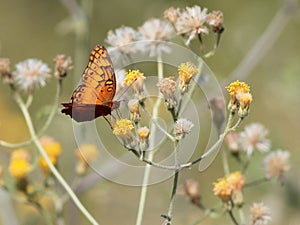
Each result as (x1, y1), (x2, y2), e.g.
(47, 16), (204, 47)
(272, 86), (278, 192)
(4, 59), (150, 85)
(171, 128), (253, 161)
(0, 0), (299, 224)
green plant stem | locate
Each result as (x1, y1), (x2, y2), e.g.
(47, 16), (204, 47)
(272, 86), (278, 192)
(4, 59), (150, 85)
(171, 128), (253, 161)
(38, 79), (63, 135)
(135, 55), (164, 225)
(25, 94), (33, 108)
(164, 140), (180, 224)
(244, 177), (269, 188)
(14, 91), (99, 225)
(238, 208), (245, 225)
(165, 169), (180, 224)
(139, 112), (244, 171)
(36, 202), (54, 225)
(228, 209), (239, 225)
(222, 148), (230, 175)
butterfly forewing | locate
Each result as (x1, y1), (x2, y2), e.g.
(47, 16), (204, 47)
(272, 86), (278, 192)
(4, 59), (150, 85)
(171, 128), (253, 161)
(82, 45), (116, 104)
(61, 44), (117, 122)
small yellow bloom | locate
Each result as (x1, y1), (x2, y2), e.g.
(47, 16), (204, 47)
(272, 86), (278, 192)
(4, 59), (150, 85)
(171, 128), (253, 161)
(124, 70), (146, 98)
(39, 156), (56, 172)
(40, 136), (62, 158)
(113, 119), (134, 137)
(213, 171), (245, 202)
(236, 92), (253, 118)
(138, 126), (150, 141)
(226, 80), (252, 115)
(137, 126), (150, 151)
(226, 171), (245, 191)
(213, 177), (232, 202)
(178, 62), (198, 93)
(226, 80), (250, 97)
(113, 119), (135, 147)
(9, 159), (31, 179)
(128, 99), (140, 123)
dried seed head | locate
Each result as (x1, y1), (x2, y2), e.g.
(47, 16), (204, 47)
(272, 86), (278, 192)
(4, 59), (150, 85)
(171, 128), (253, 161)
(53, 54), (73, 79)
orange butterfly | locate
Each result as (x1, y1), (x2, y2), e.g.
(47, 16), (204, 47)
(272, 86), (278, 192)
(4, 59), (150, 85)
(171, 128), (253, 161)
(61, 45), (117, 122)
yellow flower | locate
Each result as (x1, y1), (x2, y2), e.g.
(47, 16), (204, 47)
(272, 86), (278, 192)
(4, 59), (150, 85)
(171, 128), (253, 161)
(226, 171), (245, 191)
(178, 62), (198, 93)
(137, 126), (150, 151)
(9, 159), (31, 179)
(40, 136), (62, 158)
(128, 99), (140, 123)
(39, 156), (56, 172)
(213, 177), (232, 202)
(113, 119), (135, 147)
(226, 80), (250, 98)
(113, 119), (134, 137)
(236, 92), (253, 118)
(213, 171), (245, 202)
(137, 126), (150, 141)
(124, 70), (145, 98)
(39, 136), (62, 173)
(226, 80), (252, 115)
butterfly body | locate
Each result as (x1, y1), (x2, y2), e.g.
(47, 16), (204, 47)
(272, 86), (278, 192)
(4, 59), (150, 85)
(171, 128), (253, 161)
(61, 45), (116, 122)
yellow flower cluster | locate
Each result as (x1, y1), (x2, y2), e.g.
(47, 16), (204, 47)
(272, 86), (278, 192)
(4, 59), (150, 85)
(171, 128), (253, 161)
(124, 70), (146, 99)
(124, 69), (145, 86)
(213, 171), (245, 202)
(226, 80), (250, 98)
(226, 80), (253, 117)
(39, 136), (62, 173)
(9, 149), (31, 179)
(113, 119), (134, 137)
(178, 62), (198, 93)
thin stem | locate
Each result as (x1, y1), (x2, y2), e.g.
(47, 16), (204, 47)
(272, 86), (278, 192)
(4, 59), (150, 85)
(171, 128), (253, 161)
(38, 79), (63, 135)
(0, 79), (63, 149)
(244, 177), (269, 188)
(163, 141), (180, 224)
(164, 169), (180, 224)
(14, 91), (99, 225)
(25, 94), (33, 108)
(238, 208), (246, 225)
(141, 106), (175, 142)
(228, 210), (239, 225)
(135, 55), (164, 225)
(190, 209), (213, 225)
(222, 148), (230, 175)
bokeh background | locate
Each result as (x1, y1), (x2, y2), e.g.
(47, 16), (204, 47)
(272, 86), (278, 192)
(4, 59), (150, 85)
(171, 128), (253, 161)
(0, 0), (299, 224)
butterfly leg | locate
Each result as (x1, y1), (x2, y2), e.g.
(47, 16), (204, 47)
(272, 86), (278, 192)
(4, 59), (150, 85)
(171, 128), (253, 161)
(103, 116), (113, 130)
